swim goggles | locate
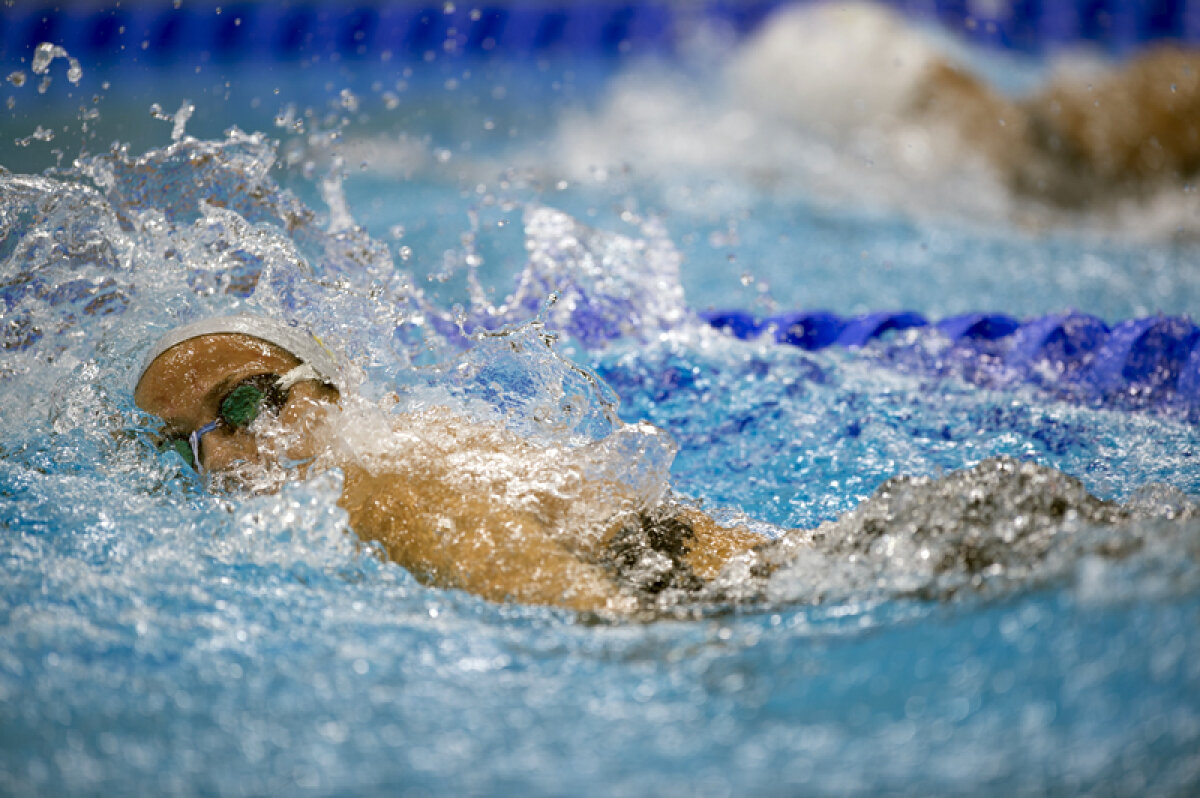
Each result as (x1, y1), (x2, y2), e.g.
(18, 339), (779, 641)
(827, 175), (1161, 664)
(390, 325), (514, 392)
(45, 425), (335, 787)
(158, 363), (322, 472)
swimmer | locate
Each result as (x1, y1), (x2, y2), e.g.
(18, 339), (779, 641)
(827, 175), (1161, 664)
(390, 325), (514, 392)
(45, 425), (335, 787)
(912, 44), (1200, 208)
(736, 2), (1200, 210)
(135, 316), (1178, 614)
(134, 316), (764, 614)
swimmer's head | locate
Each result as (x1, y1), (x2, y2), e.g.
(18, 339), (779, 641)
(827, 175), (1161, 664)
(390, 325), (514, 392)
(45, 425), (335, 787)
(134, 316), (342, 477)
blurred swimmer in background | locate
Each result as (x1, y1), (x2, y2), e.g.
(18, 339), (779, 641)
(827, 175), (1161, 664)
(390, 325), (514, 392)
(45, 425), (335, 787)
(135, 316), (1169, 615)
(733, 2), (1200, 210)
(913, 40), (1200, 206)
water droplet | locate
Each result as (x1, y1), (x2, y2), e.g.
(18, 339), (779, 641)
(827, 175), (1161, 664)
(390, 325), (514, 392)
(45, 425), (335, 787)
(171, 100), (194, 142)
(32, 43), (60, 74)
(14, 125), (53, 147)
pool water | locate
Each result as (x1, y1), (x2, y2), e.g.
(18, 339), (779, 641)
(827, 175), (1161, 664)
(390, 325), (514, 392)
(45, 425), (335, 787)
(3, 10), (1200, 797)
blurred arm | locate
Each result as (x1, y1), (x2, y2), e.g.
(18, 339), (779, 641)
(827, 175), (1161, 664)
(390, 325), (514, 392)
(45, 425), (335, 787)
(338, 463), (623, 612)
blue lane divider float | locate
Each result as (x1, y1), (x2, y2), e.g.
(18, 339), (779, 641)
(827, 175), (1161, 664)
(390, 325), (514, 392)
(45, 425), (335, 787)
(700, 308), (1200, 420)
(2, 0), (1198, 66)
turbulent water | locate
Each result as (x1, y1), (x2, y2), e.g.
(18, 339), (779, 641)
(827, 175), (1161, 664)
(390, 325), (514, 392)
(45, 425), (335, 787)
(2, 118), (1198, 793)
(3, 8), (1200, 796)
(4, 126), (1196, 606)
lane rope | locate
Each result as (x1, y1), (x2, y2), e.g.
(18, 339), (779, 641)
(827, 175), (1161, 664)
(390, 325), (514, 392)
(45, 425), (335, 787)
(701, 309), (1200, 419)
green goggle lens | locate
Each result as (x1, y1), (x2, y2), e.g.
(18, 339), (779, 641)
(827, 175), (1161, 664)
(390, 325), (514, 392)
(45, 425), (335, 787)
(160, 437), (196, 469)
(220, 383), (267, 428)
(155, 374), (294, 473)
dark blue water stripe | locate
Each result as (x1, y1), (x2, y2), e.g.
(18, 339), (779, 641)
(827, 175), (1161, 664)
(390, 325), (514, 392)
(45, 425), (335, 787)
(701, 308), (1200, 419)
(2, 0), (1197, 66)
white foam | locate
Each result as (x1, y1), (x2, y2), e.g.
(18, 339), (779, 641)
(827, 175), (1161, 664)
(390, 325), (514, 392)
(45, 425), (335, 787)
(728, 2), (939, 135)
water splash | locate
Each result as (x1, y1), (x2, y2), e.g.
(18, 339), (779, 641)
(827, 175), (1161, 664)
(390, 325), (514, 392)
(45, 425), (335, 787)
(171, 100), (195, 143)
(709, 457), (1200, 609)
(1, 121), (1196, 620)
(1, 99), (1199, 797)
(484, 205), (689, 346)
(3, 129), (686, 571)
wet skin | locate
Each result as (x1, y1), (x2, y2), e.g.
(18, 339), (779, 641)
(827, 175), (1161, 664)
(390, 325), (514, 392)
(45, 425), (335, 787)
(910, 46), (1200, 208)
(134, 333), (766, 612)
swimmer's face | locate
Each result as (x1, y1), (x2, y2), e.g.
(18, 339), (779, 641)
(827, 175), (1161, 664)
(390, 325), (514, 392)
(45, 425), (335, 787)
(134, 333), (338, 475)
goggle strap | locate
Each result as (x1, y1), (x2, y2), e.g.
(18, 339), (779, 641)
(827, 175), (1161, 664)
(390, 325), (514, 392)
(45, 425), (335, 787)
(181, 367), (322, 473)
(276, 363), (322, 392)
(189, 420), (219, 475)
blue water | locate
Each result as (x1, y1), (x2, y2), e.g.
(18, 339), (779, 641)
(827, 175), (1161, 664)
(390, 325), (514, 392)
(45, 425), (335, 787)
(3, 34), (1200, 798)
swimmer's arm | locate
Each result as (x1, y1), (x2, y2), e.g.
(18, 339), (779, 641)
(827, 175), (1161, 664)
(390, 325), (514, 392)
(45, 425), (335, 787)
(674, 507), (770, 581)
(338, 464), (622, 612)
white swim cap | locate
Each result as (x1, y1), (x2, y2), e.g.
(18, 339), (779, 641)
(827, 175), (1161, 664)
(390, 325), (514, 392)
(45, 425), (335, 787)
(138, 315), (343, 389)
